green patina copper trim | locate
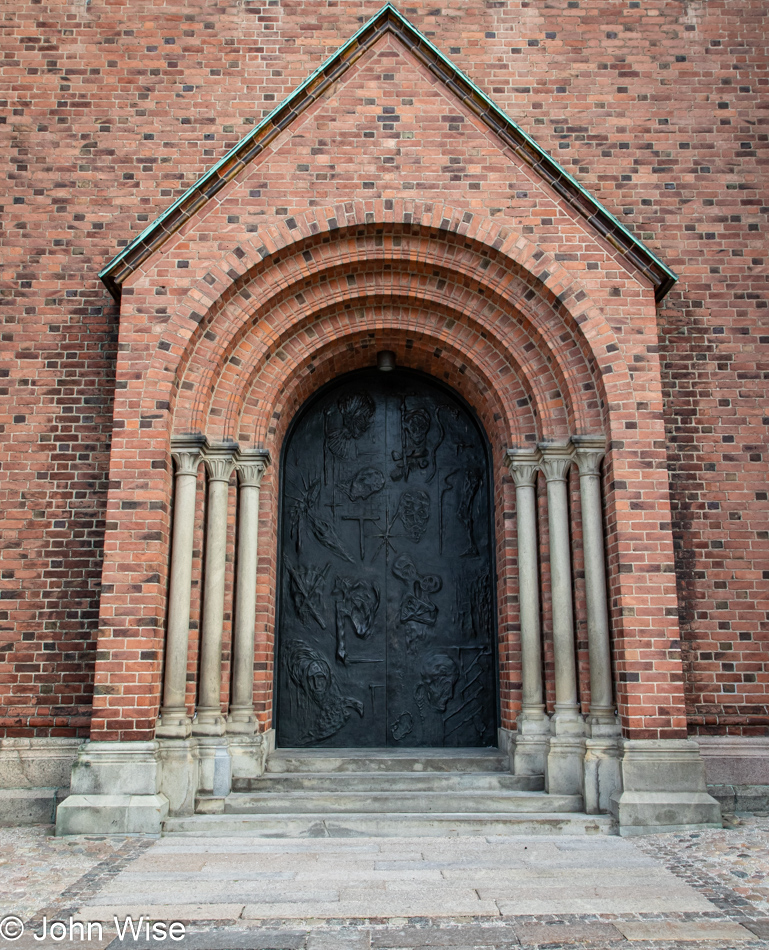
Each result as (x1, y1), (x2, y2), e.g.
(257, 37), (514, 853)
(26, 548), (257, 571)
(99, 2), (677, 303)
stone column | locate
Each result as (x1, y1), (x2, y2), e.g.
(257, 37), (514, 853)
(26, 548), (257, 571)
(193, 443), (238, 736)
(228, 449), (271, 735)
(156, 436), (207, 739)
(540, 442), (585, 795)
(572, 437), (616, 731)
(506, 449), (550, 776)
(573, 436), (621, 813)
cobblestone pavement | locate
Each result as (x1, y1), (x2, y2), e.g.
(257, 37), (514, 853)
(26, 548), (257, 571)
(0, 819), (767, 949)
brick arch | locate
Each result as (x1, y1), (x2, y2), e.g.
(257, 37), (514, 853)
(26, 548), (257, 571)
(239, 321), (524, 451)
(141, 201), (633, 443)
(167, 241), (606, 443)
(201, 291), (554, 446)
(181, 260), (573, 441)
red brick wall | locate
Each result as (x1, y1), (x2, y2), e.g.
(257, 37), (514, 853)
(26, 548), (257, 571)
(1, 0), (766, 738)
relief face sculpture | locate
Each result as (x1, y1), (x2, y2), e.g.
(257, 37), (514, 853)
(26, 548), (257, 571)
(278, 370), (496, 748)
(343, 466), (386, 501)
(415, 653), (460, 712)
(396, 489), (430, 543)
(286, 640), (364, 744)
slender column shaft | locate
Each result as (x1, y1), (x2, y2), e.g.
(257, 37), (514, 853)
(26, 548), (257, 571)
(573, 439), (616, 726)
(228, 450), (270, 734)
(540, 444), (581, 727)
(156, 436), (206, 739)
(194, 445), (238, 736)
(506, 450), (545, 716)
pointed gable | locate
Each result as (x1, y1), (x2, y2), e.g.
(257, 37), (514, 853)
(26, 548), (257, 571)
(99, 3), (676, 303)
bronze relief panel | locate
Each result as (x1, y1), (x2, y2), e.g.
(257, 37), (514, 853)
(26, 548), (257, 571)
(276, 370), (497, 748)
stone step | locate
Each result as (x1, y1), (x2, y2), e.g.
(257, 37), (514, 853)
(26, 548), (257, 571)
(164, 812), (616, 837)
(265, 748), (509, 774)
(233, 770), (544, 793)
(221, 790), (581, 814)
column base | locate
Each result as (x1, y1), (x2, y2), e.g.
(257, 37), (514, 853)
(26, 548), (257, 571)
(157, 739), (199, 817)
(191, 709), (227, 737)
(497, 727), (516, 770)
(610, 739), (722, 836)
(546, 736), (586, 796)
(227, 706), (259, 736)
(513, 712), (551, 776)
(551, 706), (586, 736)
(196, 737), (232, 799)
(232, 729), (274, 784)
(587, 714), (621, 738)
(55, 741), (168, 836)
(155, 707), (192, 739)
(583, 737), (622, 814)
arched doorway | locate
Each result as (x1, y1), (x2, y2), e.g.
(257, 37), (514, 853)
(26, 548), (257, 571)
(276, 367), (498, 749)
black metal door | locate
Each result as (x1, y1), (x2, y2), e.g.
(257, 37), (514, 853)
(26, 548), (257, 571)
(276, 369), (497, 748)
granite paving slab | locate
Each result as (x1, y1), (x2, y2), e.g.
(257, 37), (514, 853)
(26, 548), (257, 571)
(615, 919), (755, 941)
(241, 899), (502, 919)
(307, 931), (372, 949)
(743, 918), (769, 938)
(87, 886), (342, 905)
(497, 896), (715, 915)
(74, 903), (246, 922)
(105, 928), (308, 949)
(9, 936), (115, 950)
(369, 924), (520, 946)
(513, 921), (624, 944)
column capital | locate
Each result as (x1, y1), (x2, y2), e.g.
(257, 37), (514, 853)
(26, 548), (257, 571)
(170, 434), (208, 478)
(204, 442), (239, 483)
(572, 435), (607, 478)
(539, 442), (573, 483)
(236, 448), (271, 488)
(505, 447), (541, 488)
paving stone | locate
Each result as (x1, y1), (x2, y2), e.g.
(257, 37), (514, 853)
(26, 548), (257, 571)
(514, 921), (624, 945)
(131, 855), (208, 873)
(338, 890), (485, 908)
(442, 868), (670, 884)
(74, 904), (246, 922)
(370, 924), (519, 947)
(90, 886), (340, 905)
(106, 928), (308, 949)
(12, 935), (115, 950)
(743, 917), (769, 938)
(615, 919), (754, 941)
(498, 894), (715, 915)
(294, 869), (444, 883)
(242, 900), (501, 919)
(307, 930), (371, 949)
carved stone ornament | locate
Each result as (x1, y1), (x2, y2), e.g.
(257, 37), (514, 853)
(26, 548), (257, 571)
(539, 443), (573, 483)
(572, 436), (606, 478)
(506, 448), (541, 489)
(237, 449), (271, 488)
(170, 434), (208, 478)
(204, 444), (238, 483)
